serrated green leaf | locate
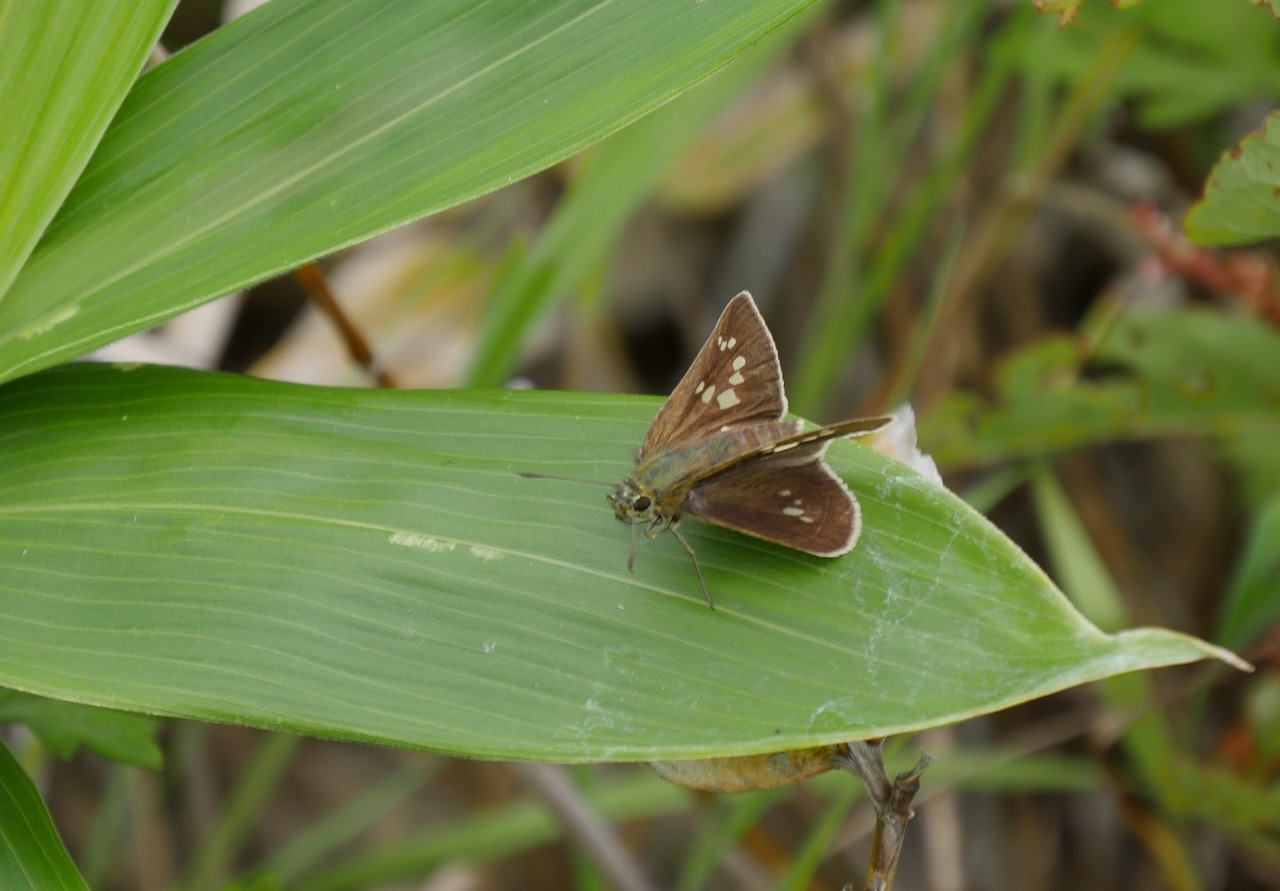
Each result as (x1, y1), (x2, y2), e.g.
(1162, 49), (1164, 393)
(1253, 0), (1280, 20)
(0, 0), (819, 385)
(0, 740), (88, 891)
(1015, 2), (1280, 131)
(0, 363), (1234, 762)
(0, 0), (175, 299)
(921, 308), (1280, 471)
(1186, 110), (1280, 245)
(0, 689), (160, 769)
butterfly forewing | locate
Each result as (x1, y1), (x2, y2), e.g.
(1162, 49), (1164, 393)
(639, 292), (787, 459)
(679, 415), (895, 487)
(684, 448), (860, 556)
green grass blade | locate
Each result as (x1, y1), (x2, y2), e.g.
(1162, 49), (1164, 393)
(0, 0), (820, 385)
(292, 770), (689, 891)
(0, 363), (1232, 762)
(463, 10), (814, 389)
(181, 733), (300, 891)
(1215, 494), (1280, 651)
(248, 760), (437, 885)
(0, 740), (89, 891)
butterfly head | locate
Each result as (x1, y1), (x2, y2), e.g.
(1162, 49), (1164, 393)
(607, 478), (659, 527)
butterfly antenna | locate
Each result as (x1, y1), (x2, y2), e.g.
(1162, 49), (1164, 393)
(669, 525), (714, 610)
(518, 471), (612, 486)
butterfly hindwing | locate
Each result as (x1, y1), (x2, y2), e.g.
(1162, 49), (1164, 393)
(684, 445), (860, 557)
(639, 292), (787, 459)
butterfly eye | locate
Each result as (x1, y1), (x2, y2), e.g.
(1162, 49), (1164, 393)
(634, 495), (652, 512)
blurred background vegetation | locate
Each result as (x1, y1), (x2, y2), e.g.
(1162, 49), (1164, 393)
(4, 0), (1280, 888)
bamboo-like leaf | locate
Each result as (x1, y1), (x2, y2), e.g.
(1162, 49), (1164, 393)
(0, 0), (174, 299)
(0, 364), (1234, 761)
(0, 0), (819, 385)
(0, 740), (88, 891)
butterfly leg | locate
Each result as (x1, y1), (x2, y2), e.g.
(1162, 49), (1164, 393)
(626, 521), (637, 573)
(668, 521), (714, 611)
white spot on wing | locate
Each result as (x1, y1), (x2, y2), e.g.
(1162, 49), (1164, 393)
(783, 506), (805, 517)
(732, 355), (746, 370)
(716, 388), (740, 409)
(728, 371), (744, 385)
(694, 381), (705, 393)
(779, 489), (791, 497)
(701, 385), (716, 403)
(727, 337), (737, 349)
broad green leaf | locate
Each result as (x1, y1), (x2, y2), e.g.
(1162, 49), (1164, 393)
(0, 0), (819, 385)
(0, 689), (160, 769)
(921, 308), (1280, 471)
(0, 363), (1234, 761)
(1186, 110), (1280, 245)
(0, 740), (88, 891)
(0, 0), (175, 299)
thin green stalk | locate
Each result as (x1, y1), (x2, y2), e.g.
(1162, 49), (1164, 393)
(180, 732), (300, 891)
(81, 764), (134, 888)
(1028, 468), (1203, 890)
(799, 56), (1004, 413)
(881, 218), (966, 409)
(775, 783), (860, 890)
(793, 0), (900, 418)
(293, 770), (691, 891)
(676, 791), (782, 891)
(568, 764), (610, 891)
(958, 464), (1032, 515)
(246, 759), (439, 886)
(792, 4), (1003, 415)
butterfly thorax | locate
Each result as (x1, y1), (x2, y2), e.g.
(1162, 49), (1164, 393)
(610, 422), (804, 529)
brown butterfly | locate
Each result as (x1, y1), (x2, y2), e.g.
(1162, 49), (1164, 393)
(607, 291), (891, 608)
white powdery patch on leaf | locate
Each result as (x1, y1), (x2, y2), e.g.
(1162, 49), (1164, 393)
(389, 532), (456, 553)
